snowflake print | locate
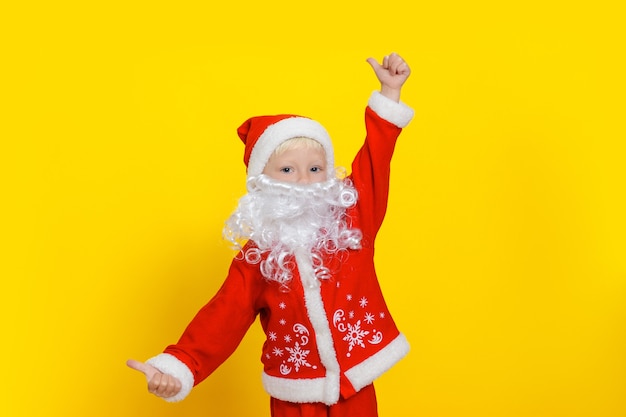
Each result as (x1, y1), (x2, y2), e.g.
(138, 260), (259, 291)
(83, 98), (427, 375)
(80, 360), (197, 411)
(379, 312), (386, 319)
(284, 334), (292, 343)
(272, 347), (284, 357)
(285, 342), (312, 372)
(359, 297), (368, 308)
(343, 320), (370, 352)
(279, 302), (286, 309)
(349, 310), (355, 319)
(265, 353), (271, 359)
(346, 294), (352, 301)
(269, 331), (277, 341)
(364, 312), (375, 324)
(279, 318), (287, 326)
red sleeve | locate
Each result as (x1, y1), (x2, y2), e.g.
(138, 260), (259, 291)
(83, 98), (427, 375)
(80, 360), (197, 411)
(162, 255), (263, 386)
(349, 106), (403, 239)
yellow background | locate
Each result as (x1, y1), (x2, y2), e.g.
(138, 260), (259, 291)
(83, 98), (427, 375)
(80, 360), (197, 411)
(2, 1), (625, 416)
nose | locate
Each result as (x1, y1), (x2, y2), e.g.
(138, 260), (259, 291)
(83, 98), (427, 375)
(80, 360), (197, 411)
(297, 172), (312, 184)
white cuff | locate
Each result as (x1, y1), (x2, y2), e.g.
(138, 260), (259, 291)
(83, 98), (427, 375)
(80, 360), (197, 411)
(146, 353), (195, 403)
(368, 91), (414, 128)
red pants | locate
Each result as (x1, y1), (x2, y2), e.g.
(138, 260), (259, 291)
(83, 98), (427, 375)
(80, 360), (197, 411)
(270, 384), (378, 417)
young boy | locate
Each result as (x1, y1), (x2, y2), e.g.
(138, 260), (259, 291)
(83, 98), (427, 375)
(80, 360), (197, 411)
(128, 52), (414, 417)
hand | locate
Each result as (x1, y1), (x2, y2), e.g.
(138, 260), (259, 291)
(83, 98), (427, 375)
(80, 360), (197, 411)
(366, 53), (411, 102)
(127, 359), (182, 399)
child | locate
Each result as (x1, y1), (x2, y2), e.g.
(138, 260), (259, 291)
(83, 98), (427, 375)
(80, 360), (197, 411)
(128, 52), (414, 417)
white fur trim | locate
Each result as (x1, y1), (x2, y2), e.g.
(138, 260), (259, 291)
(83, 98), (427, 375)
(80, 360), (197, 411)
(295, 249), (341, 405)
(146, 353), (195, 403)
(247, 117), (335, 179)
(344, 333), (410, 392)
(262, 373), (333, 404)
(367, 91), (415, 128)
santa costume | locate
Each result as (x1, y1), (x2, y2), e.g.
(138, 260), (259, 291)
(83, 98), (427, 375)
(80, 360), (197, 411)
(146, 91), (414, 416)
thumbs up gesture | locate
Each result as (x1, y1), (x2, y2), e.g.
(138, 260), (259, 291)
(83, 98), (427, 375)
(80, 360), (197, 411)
(127, 359), (182, 399)
(366, 52), (411, 102)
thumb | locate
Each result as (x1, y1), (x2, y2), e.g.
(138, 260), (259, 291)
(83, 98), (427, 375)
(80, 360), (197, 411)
(366, 57), (382, 72)
(127, 359), (160, 380)
(366, 57), (389, 82)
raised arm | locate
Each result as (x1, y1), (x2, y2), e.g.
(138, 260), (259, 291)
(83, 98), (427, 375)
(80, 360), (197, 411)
(349, 53), (414, 237)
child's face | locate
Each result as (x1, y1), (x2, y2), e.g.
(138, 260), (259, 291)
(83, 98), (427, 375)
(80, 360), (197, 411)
(262, 145), (327, 184)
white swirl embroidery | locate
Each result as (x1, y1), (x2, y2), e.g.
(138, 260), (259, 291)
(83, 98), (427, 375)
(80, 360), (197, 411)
(280, 363), (292, 375)
(368, 331), (383, 345)
(333, 309), (347, 332)
(293, 323), (310, 346)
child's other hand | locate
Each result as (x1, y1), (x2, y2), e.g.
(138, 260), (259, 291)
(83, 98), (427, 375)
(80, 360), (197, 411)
(366, 52), (411, 102)
(127, 359), (182, 399)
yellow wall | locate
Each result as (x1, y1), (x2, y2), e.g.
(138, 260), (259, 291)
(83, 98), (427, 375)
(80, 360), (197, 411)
(3, 1), (625, 416)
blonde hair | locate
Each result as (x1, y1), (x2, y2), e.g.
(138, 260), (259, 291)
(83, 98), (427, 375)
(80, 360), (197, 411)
(272, 137), (325, 156)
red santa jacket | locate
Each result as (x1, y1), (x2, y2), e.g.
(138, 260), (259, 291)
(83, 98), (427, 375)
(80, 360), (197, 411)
(147, 91), (414, 405)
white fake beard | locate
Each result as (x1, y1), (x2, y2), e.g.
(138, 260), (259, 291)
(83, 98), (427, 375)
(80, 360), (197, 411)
(223, 174), (362, 287)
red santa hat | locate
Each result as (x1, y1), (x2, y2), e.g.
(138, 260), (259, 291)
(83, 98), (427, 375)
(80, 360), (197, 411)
(237, 114), (335, 179)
